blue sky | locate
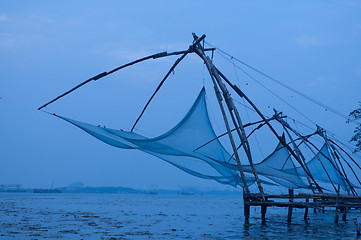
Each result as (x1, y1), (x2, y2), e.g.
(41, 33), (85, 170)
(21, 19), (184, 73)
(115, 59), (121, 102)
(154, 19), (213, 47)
(1, 1), (361, 190)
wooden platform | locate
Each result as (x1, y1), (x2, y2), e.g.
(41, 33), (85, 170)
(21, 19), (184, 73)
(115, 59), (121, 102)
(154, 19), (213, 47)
(243, 188), (361, 229)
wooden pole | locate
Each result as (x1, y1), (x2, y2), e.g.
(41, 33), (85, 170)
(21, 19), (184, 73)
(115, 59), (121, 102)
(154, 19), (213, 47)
(131, 34), (206, 131)
(327, 138), (361, 171)
(214, 68), (323, 193)
(191, 34), (265, 195)
(38, 43), (213, 111)
(288, 188), (294, 222)
(313, 196), (318, 213)
(335, 186), (340, 223)
(320, 130), (353, 195)
(199, 53), (251, 193)
(334, 210), (339, 223)
(329, 144), (357, 195)
(194, 47), (265, 197)
(304, 198), (309, 221)
(243, 189), (250, 219)
(194, 117), (282, 152)
(342, 208), (347, 221)
(261, 196), (268, 220)
(281, 120), (316, 194)
(194, 45), (262, 195)
(330, 143), (361, 190)
(354, 218), (361, 236)
(275, 115), (338, 193)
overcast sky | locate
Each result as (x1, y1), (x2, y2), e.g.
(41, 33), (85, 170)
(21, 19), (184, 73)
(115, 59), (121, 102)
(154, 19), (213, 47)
(1, 1), (361, 190)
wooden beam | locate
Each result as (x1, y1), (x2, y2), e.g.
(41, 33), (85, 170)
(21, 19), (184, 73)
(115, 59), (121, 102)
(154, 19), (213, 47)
(38, 38), (212, 110)
(196, 49), (250, 193)
(131, 34), (206, 131)
(214, 67), (323, 193)
(244, 189), (250, 219)
(288, 188), (294, 222)
(194, 116), (284, 152)
(261, 196), (268, 220)
(353, 218), (361, 236)
(194, 46), (265, 198)
(304, 198), (309, 221)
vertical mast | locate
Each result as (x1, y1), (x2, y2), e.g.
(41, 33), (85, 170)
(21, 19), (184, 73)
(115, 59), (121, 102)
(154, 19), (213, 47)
(193, 34), (264, 196)
(278, 116), (316, 193)
(318, 129), (355, 195)
(215, 68), (324, 193)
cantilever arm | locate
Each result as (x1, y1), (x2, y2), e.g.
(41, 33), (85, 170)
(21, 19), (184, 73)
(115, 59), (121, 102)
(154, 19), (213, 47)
(130, 34), (206, 132)
(38, 44), (213, 110)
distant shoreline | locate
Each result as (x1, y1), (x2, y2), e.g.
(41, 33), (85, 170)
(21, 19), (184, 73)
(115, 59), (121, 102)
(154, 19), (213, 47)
(0, 186), (241, 196)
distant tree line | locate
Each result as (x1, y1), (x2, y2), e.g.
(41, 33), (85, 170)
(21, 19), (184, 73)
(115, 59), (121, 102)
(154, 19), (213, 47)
(349, 103), (361, 153)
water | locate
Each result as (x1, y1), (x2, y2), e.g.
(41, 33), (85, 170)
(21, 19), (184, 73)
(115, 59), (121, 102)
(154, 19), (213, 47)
(0, 193), (360, 239)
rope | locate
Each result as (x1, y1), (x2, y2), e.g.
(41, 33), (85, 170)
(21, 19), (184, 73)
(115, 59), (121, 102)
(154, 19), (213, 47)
(206, 42), (361, 161)
(231, 57), (264, 158)
(204, 41), (358, 124)
(214, 48), (318, 126)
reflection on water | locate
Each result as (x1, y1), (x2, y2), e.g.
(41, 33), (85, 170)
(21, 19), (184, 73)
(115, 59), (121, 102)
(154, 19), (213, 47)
(0, 193), (360, 239)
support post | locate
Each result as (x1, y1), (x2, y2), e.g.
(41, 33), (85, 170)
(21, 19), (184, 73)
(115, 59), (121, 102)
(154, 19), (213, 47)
(334, 210), (339, 223)
(342, 208), (347, 221)
(288, 188), (294, 222)
(194, 46), (264, 197)
(354, 218), (361, 236)
(319, 129), (355, 195)
(335, 185), (340, 223)
(304, 198), (309, 221)
(261, 196), (268, 220)
(211, 73), (251, 194)
(243, 189), (250, 219)
(214, 67), (323, 193)
(193, 45), (259, 195)
(313, 198), (317, 213)
(276, 111), (316, 194)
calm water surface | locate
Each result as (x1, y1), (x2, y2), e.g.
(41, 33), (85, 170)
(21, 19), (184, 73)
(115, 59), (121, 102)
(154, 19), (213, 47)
(0, 193), (360, 239)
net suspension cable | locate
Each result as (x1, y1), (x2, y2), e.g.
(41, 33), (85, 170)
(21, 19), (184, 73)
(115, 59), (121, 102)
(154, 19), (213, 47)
(204, 41), (358, 125)
(209, 42), (361, 160)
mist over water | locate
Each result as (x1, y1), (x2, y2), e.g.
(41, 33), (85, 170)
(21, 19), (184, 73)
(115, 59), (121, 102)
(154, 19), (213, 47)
(0, 193), (359, 239)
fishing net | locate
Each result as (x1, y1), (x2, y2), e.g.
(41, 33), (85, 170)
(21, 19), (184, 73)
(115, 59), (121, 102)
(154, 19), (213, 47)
(53, 88), (347, 190)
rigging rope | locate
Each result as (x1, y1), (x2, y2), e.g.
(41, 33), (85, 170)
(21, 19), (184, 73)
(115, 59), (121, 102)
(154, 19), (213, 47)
(204, 41), (358, 124)
(231, 57), (264, 158)
(206, 42), (361, 159)
(214, 48), (318, 126)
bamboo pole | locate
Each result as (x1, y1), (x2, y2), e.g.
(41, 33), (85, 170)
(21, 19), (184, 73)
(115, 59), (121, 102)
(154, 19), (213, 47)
(194, 47), (264, 197)
(190, 35), (265, 196)
(327, 138), (361, 171)
(243, 189), (250, 219)
(194, 116), (283, 152)
(318, 129), (355, 195)
(332, 146), (361, 186)
(335, 186), (340, 223)
(304, 198), (309, 221)
(281, 119), (316, 194)
(197, 49), (250, 193)
(214, 67), (323, 193)
(131, 34), (206, 131)
(353, 218), (361, 236)
(38, 42), (213, 111)
(261, 196), (268, 220)
(274, 115), (340, 192)
(342, 208), (347, 221)
(288, 188), (294, 222)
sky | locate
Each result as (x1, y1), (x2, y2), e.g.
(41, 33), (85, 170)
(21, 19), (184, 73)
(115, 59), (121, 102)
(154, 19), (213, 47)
(1, 1), (361, 190)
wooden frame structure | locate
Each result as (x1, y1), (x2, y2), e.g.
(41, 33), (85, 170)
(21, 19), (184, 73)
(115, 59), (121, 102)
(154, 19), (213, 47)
(38, 33), (361, 235)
